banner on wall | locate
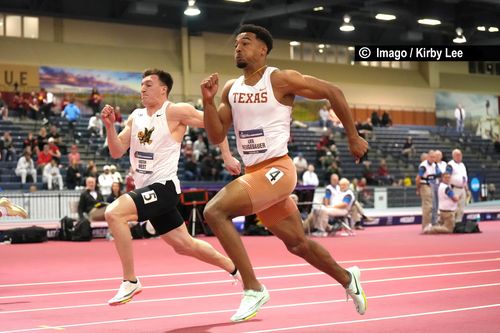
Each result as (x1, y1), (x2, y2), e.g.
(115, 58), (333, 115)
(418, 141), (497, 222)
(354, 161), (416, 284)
(435, 91), (500, 140)
(39, 66), (142, 95)
(0, 64), (40, 92)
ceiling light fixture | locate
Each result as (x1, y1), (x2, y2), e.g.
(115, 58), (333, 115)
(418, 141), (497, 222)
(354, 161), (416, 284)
(340, 14), (355, 32)
(313, 6), (324, 12)
(375, 13), (396, 21)
(417, 18), (441, 26)
(453, 27), (466, 43)
(477, 26), (486, 31)
(184, 0), (200, 16)
(225, 0), (251, 3)
(289, 41), (301, 46)
(488, 26), (499, 32)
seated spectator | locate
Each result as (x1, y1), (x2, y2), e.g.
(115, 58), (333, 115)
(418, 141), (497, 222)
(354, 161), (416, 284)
(302, 164), (320, 187)
(114, 106), (124, 132)
(37, 144), (53, 170)
(88, 87), (102, 116)
(357, 118), (374, 140)
(318, 104), (331, 130)
(193, 133), (208, 161)
(88, 113), (103, 138)
(0, 92), (8, 120)
(381, 111), (393, 127)
(362, 160), (377, 185)
(15, 150), (37, 185)
(199, 154), (215, 181)
(401, 136), (416, 163)
(11, 92), (27, 119)
(23, 132), (39, 155)
(183, 139), (194, 161)
(109, 164), (123, 184)
(377, 159), (394, 185)
(98, 165), (114, 197)
(293, 152), (308, 179)
(84, 161), (98, 179)
(325, 160), (342, 182)
(66, 157), (83, 190)
(61, 97), (81, 140)
(36, 127), (49, 152)
(47, 137), (62, 164)
(125, 167), (135, 192)
(371, 111), (381, 127)
(78, 176), (105, 221)
(48, 125), (67, 154)
(43, 159), (64, 190)
(106, 182), (123, 203)
(67, 144), (81, 165)
(1, 131), (17, 162)
(27, 91), (40, 120)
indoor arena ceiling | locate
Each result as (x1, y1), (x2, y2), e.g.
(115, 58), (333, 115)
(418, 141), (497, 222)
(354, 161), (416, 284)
(1, 0), (500, 46)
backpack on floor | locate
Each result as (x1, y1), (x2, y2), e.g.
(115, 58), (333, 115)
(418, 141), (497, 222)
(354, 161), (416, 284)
(454, 220), (481, 233)
(2, 226), (47, 244)
(71, 218), (93, 241)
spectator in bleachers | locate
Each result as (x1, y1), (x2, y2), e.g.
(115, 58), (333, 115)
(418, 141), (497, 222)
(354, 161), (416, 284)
(493, 134), (500, 153)
(106, 182), (123, 204)
(78, 176), (105, 221)
(37, 144), (53, 170)
(199, 153), (215, 181)
(43, 159), (63, 190)
(182, 139), (194, 160)
(377, 159), (393, 185)
(23, 132), (39, 156)
(302, 164), (319, 187)
(27, 91), (40, 120)
(59, 93), (70, 111)
(318, 104), (330, 130)
(88, 112), (104, 138)
(47, 137), (62, 164)
(113, 106), (124, 132)
(67, 144), (81, 165)
(1, 131), (17, 162)
(15, 149), (37, 185)
(193, 133), (208, 161)
(401, 136), (416, 164)
(66, 157), (83, 190)
(454, 104), (466, 134)
(48, 125), (67, 155)
(380, 111), (392, 127)
(125, 166), (135, 192)
(371, 111), (381, 127)
(88, 87), (103, 116)
(356, 118), (374, 140)
(84, 160), (98, 179)
(109, 164), (123, 184)
(293, 152), (308, 179)
(361, 160), (377, 185)
(488, 183), (496, 200)
(38, 87), (54, 125)
(184, 155), (199, 181)
(98, 165), (114, 197)
(325, 160), (342, 181)
(0, 92), (8, 120)
(36, 127), (49, 152)
(11, 92), (27, 119)
(61, 96), (81, 140)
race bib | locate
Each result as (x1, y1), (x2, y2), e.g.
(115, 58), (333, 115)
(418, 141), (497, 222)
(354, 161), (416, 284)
(135, 151), (154, 174)
(265, 167), (284, 185)
(239, 129), (267, 155)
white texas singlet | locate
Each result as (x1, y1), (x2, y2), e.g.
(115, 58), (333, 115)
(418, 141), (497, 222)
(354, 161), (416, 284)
(228, 66), (292, 167)
(129, 101), (181, 192)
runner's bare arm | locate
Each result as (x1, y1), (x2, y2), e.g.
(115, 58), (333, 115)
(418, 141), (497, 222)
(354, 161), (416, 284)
(102, 104), (132, 158)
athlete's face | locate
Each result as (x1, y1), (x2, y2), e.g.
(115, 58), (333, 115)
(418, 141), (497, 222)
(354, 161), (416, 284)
(234, 32), (267, 69)
(141, 75), (167, 107)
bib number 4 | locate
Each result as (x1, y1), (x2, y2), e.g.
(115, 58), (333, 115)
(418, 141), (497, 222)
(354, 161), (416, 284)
(265, 167), (284, 185)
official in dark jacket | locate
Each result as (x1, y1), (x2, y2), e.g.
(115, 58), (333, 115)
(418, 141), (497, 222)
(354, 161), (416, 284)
(78, 176), (105, 220)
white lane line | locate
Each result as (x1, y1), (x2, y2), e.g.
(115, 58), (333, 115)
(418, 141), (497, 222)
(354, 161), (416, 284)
(243, 303), (500, 333)
(2, 285), (500, 333)
(1, 258), (499, 300)
(1, 269), (499, 314)
(2, 250), (499, 288)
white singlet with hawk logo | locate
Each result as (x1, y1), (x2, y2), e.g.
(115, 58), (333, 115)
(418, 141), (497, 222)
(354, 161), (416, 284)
(129, 101), (181, 192)
(228, 66), (292, 167)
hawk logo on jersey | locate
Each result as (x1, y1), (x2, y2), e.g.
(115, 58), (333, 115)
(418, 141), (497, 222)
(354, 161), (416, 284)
(137, 127), (154, 145)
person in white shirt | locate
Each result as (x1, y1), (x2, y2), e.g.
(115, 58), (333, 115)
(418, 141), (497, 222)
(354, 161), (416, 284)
(423, 172), (459, 234)
(446, 149), (468, 223)
(432, 150), (448, 224)
(109, 164), (123, 184)
(302, 164), (319, 186)
(98, 165), (114, 197)
(416, 150), (438, 231)
(454, 104), (465, 133)
(43, 159), (63, 190)
(88, 113), (104, 138)
(318, 104), (330, 130)
(15, 150), (37, 185)
(293, 152), (308, 178)
(316, 178), (355, 234)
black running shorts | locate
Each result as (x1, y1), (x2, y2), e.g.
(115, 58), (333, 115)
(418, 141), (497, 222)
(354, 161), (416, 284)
(127, 181), (184, 235)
